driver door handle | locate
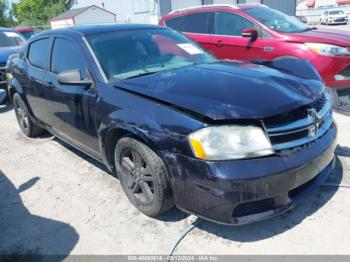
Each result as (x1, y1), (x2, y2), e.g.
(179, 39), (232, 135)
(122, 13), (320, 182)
(34, 79), (54, 88)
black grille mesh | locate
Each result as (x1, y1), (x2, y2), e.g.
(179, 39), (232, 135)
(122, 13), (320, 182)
(338, 66), (350, 78)
(264, 93), (326, 126)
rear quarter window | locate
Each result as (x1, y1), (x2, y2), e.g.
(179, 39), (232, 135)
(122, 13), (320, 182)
(28, 38), (50, 70)
(165, 16), (183, 31)
(181, 12), (210, 34)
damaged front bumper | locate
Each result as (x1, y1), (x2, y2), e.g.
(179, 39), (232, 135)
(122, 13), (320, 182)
(163, 123), (337, 225)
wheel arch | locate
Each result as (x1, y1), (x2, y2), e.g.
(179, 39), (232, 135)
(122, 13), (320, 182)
(8, 79), (38, 121)
(8, 78), (24, 104)
(99, 123), (165, 174)
(8, 78), (45, 129)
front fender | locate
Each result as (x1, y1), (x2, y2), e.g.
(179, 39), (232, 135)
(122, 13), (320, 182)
(253, 57), (322, 82)
(98, 109), (164, 156)
(96, 96), (204, 172)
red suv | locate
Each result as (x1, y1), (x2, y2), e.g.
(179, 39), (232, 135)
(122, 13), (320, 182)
(160, 4), (350, 103)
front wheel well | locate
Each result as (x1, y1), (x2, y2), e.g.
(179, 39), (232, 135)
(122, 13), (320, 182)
(273, 55), (302, 61)
(103, 128), (173, 184)
(104, 128), (129, 171)
(104, 128), (159, 172)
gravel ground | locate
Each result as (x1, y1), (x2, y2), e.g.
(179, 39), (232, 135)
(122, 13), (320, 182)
(0, 103), (350, 256)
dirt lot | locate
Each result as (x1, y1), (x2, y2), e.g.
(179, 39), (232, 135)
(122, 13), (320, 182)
(0, 102), (350, 256)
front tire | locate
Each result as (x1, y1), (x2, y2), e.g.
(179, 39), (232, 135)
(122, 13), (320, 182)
(13, 93), (44, 137)
(115, 137), (174, 217)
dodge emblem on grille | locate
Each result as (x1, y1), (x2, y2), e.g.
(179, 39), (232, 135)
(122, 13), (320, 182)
(308, 108), (320, 138)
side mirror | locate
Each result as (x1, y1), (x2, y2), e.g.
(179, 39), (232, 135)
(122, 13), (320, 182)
(57, 69), (93, 87)
(241, 28), (258, 40)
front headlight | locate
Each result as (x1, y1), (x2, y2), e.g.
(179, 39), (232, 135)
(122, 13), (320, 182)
(305, 43), (350, 57)
(188, 125), (274, 161)
(6, 72), (13, 90)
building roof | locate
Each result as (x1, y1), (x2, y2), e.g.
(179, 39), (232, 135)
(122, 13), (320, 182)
(51, 5), (116, 22)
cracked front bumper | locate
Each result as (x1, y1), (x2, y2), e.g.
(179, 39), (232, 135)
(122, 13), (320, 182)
(163, 123), (337, 225)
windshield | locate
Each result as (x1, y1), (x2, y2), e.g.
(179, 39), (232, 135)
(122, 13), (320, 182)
(0, 31), (26, 48)
(244, 7), (310, 33)
(87, 28), (216, 81)
(329, 10), (344, 15)
(18, 31), (34, 40)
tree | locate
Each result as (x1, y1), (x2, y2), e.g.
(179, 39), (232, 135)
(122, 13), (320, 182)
(0, 0), (16, 27)
(12, 0), (69, 26)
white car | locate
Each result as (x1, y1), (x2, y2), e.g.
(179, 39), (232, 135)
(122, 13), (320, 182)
(321, 10), (348, 25)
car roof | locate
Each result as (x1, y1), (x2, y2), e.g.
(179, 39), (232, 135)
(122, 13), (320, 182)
(34, 24), (164, 38)
(237, 4), (267, 10)
(164, 4), (266, 18)
(15, 27), (33, 32)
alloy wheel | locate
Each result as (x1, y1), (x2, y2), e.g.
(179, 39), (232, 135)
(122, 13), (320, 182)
(120, 148), (155, 205)
(14, 98), (29, 132)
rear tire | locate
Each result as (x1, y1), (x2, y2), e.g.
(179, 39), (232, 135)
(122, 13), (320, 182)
(13, 93), (44, 137)
(115, 137), (174, 217)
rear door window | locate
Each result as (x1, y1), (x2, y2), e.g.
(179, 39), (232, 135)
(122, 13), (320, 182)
(51, 38), (87, 75)
(165, 16), (183, 31)
(181, 12), (210, 34)
(28, 38), (50, 70)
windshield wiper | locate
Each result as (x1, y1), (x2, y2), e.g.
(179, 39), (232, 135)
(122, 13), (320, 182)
(122, 71), (158, 80)
(302, 27), (318, 32)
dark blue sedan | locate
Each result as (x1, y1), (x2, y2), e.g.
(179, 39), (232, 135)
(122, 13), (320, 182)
(0, 28), (25, 98)
(6, 24), (336, 225)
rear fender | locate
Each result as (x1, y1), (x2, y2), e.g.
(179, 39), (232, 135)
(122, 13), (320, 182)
(8, 79), (40, 126)
(8, 78), (24, 103)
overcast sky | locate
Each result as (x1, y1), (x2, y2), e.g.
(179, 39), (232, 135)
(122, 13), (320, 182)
(8, 0), (18, 5)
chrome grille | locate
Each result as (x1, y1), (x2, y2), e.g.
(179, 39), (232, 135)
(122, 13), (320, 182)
(264, 92), (333, 151)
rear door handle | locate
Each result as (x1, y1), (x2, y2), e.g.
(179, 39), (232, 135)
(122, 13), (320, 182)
(215, 40), (224, 47)
(264, 46), (274, 52)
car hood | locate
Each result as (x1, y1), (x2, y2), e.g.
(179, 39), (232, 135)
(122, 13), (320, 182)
(0, 46), (22, 64)
(287, 28), (350, 46)
(116, 61), (323, 121)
